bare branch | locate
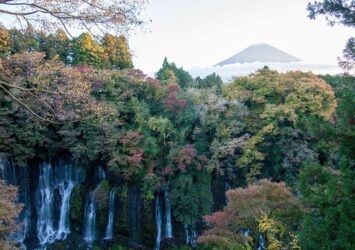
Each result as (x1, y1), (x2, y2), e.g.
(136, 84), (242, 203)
(0, 84), (55, 123)
(0, 0), (146, 36)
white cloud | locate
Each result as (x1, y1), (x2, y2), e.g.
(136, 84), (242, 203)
(188, 62), (344, 81)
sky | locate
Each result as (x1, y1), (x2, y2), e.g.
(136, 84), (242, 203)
(129, 0), (353, 73)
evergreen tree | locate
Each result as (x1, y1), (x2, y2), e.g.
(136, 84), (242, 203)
(8, 26), (39, 53)
(195, 72), (223, 93)
(39, 29), (70, 62)
(307, 0), (355, 69)
(156, 57), (193, 88)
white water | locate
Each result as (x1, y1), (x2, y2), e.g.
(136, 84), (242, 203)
(83, 192), (97, 242)
(154, 196), (162, 250)
(14, 215), (30, 250)
(0, 158), (16, 184)
(83, 167), (106, 242)
(191, 228), (198, 247)
(56, 162), (83, 240)
(97, 166), (106, 181)
(36, 162), (56, 246)
(184, 224), (198, 247)
(184, 224), (190, 245)
(104, 187), (118, 240)
(56, 182), (75, 239)
(36, 161), (84, 246)
(0, 158), (30, 249)
(257, 234), (265, 250)
(164, 190), (173, 238)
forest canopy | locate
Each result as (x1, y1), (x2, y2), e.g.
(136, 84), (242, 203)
(0, 1), (354, 250)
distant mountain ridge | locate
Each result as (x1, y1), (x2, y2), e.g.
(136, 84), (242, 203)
(215, 43), (301, 66)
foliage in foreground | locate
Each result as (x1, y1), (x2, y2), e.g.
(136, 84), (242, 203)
(0, 180), (23, 250)
(198, 180), (303, 250)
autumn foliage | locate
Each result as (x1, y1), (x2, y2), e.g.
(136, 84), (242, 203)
(164, 83), (188, 112)
(0, 180), (23, 250)
(0, 52), (114, 123)
(198, 180), (303, 249)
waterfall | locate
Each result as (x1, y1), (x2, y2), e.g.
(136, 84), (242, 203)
(191, 228), (198, 248)
(55, 162), (84, 240)
(36, 162), (56, 246)
(0, 158), (30, 249)
(257, 234), (265, 250)
(97, 166), (106, 181)
(15, 165), (31, 250)
(184, 224), (197, 247)
(154, 196), (162, 250)
(1, 157), (87, 248)
(36, 160), (84, 246)
(164, 190), (173, 238)
(83, 166), (105, 242)
(0, 158), (16, 184)
(184, 224), (190, 245)
(104, 187), (118, 240)
(1, 162), (102, 245)
(13, 213), (30, 250)
(56, 181), (75, 239)
(83, 192), (97, 242)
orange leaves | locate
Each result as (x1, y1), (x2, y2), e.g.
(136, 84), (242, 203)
(198, 180), (303, 249)
(0, 179), (23, 249)
(0, 52), (114, 123)
(170, 144), (207, 173)
(108, 131), (145, 179)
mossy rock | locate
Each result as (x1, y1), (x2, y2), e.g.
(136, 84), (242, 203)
(109, 244), (133, 250)
(116, 185), (129, 236)
(48, 241), (66, 250)
(95, 180), (110, 230)
(142, 198), (155, 246)
(70, 184), (84, 233)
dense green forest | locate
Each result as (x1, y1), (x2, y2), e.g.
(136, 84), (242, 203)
(0, 26), (354, 250)
(0, 0), (354, 250)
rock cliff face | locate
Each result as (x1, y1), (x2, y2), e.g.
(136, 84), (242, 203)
(1, 156), (224, 249)
(215, 43), (301, 66)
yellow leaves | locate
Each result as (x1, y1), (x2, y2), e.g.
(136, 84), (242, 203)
(55, 29), (68, 42)
(73, 33), (109, 67)
(102, 33), (133, 69)
(225, 69), (337, 122)
(2, 52), (113, 123)
(148, 116), (174, 140)
(237, 123), (276, 180)
(226, 69), (337, 179)
(0, 26), (10, 53)
(201, 180), (303, 250)
(258, 213), (301, 250)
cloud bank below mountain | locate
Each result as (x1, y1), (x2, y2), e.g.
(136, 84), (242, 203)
(188, 62), (343, 81)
